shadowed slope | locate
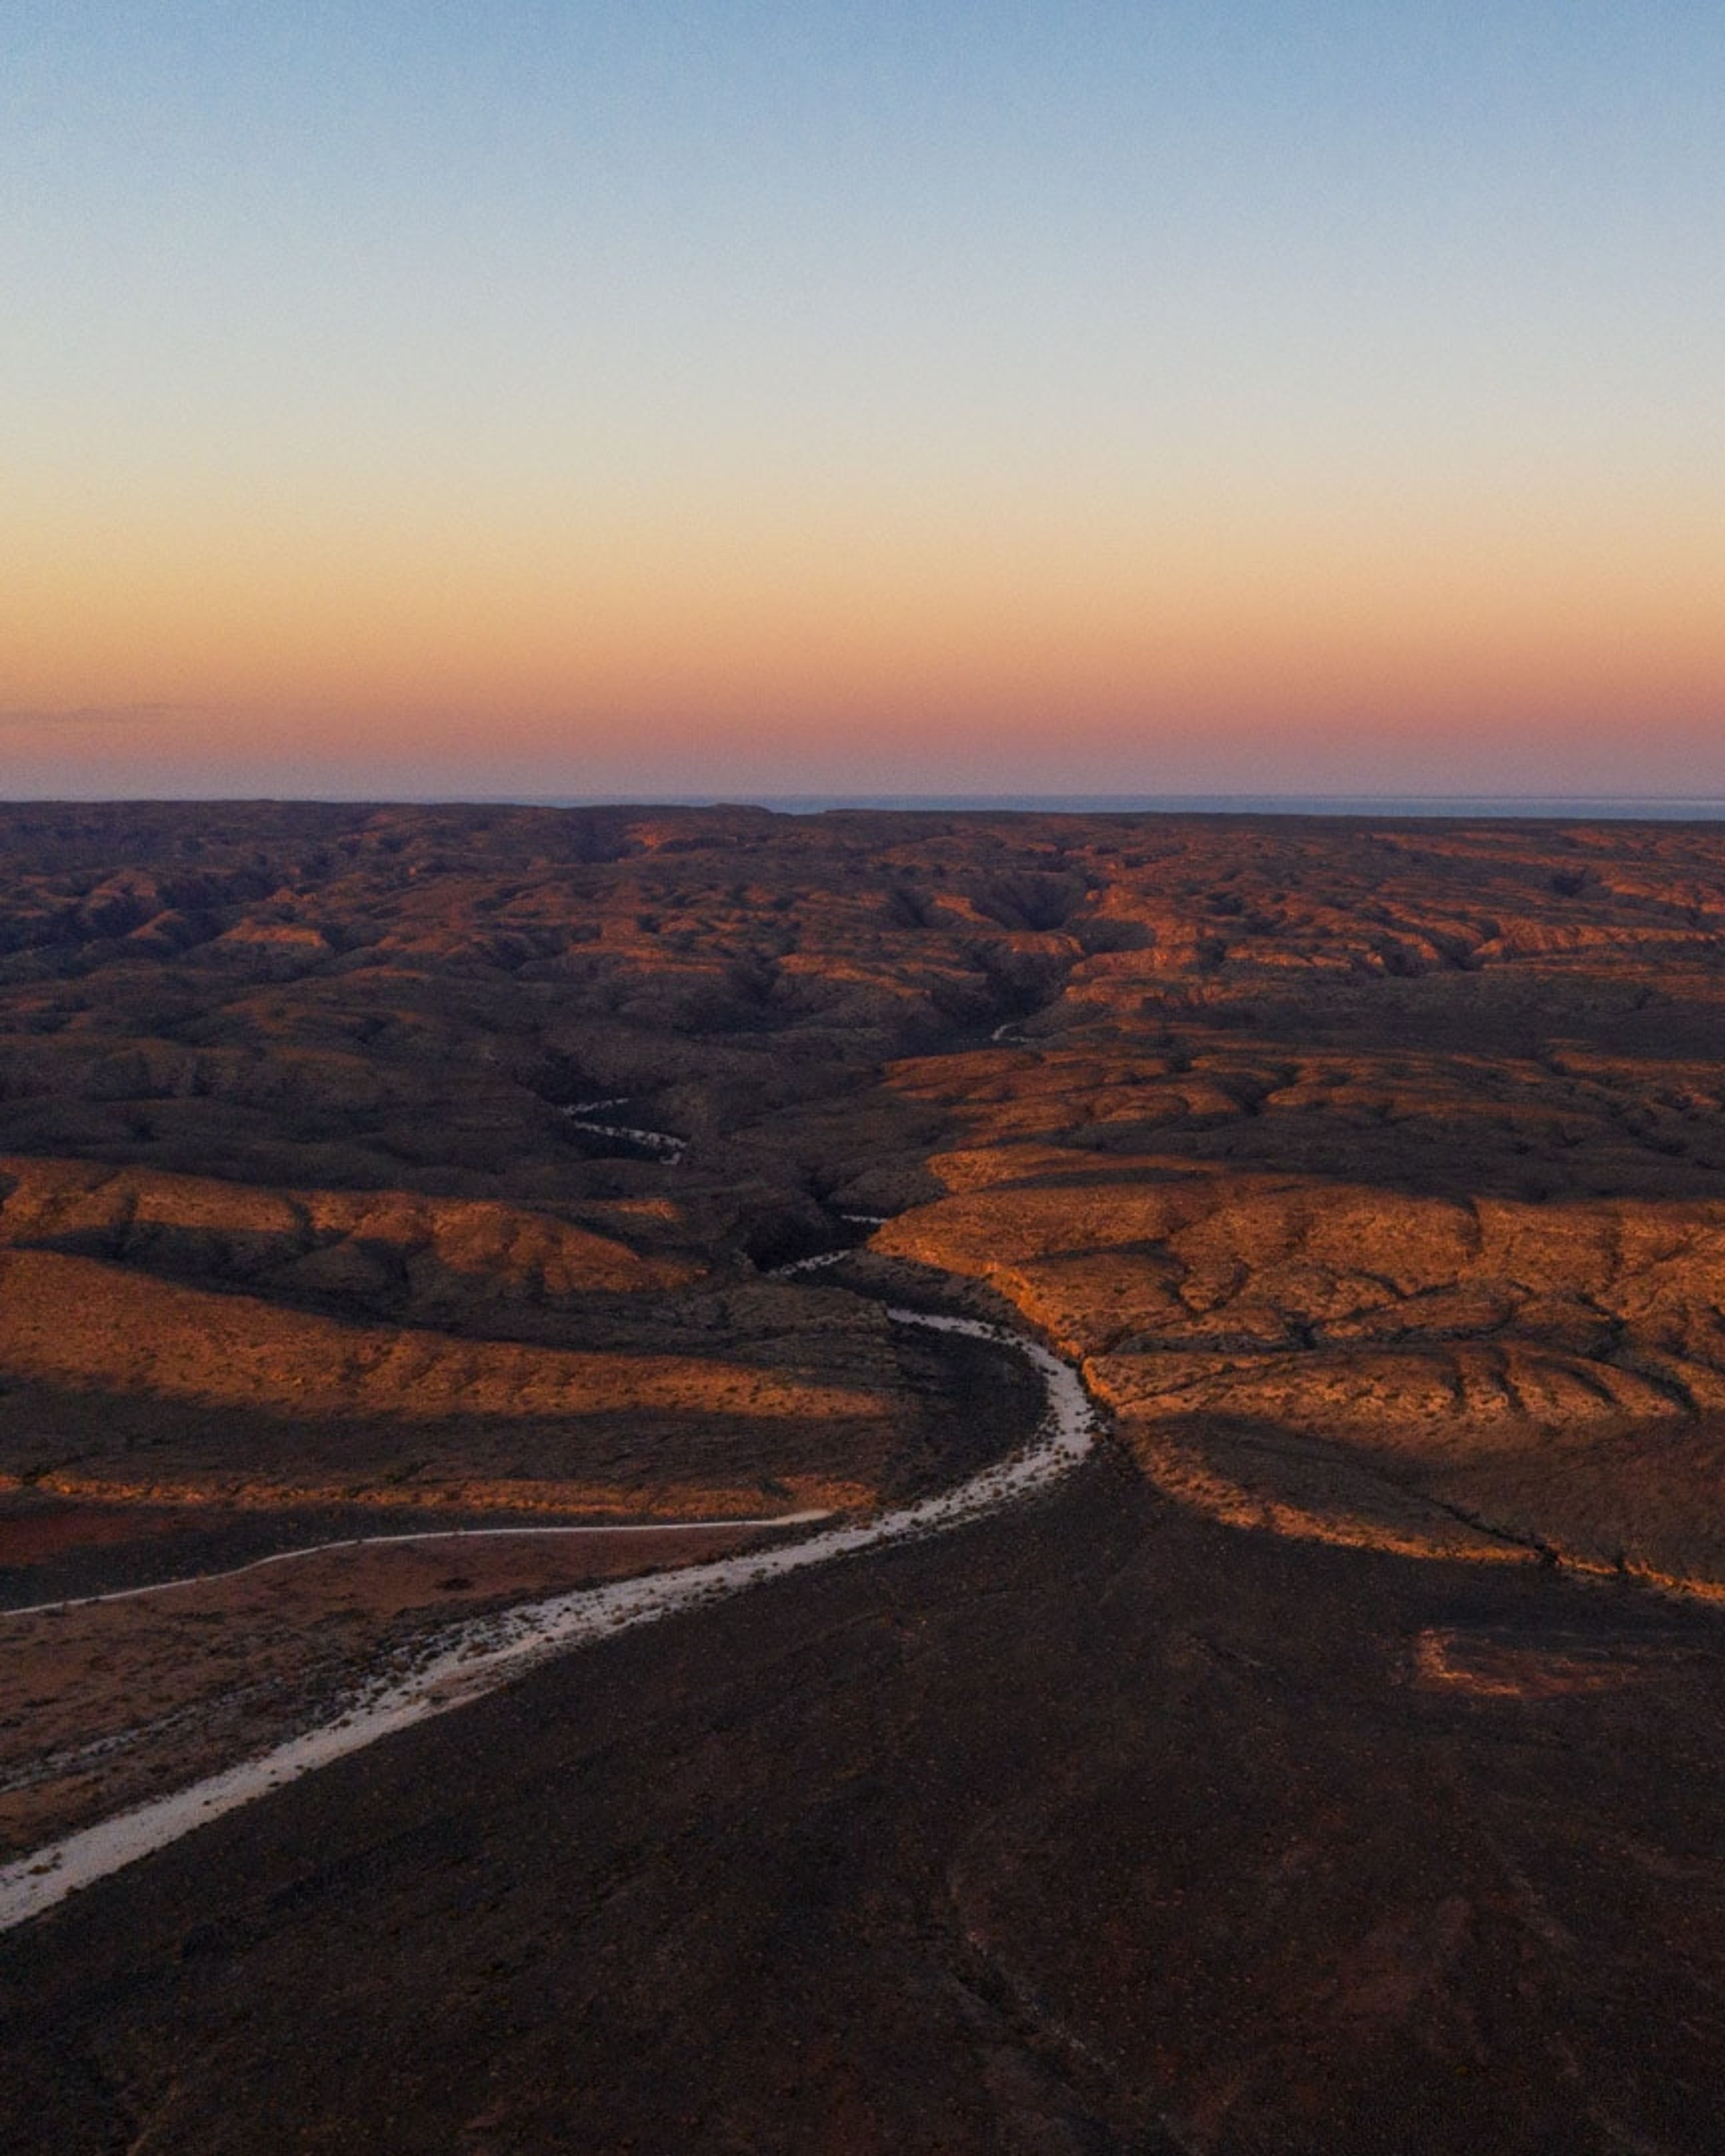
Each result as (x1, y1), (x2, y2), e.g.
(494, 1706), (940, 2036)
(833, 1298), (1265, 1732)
(5, 1462), (1725, 2154)
(5, 803), (1725, 2150)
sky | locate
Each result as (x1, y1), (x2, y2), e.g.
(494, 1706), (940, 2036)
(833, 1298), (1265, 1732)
(3, 2), (1723, 801)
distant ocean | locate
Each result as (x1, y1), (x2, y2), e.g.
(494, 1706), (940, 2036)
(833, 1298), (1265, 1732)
(543, 795), (1725, 821)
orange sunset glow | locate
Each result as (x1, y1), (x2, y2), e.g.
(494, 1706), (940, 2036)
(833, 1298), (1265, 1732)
(4, 5), (1722, 800)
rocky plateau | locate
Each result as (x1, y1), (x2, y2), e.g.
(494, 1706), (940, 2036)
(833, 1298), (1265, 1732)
(4, 799), (1725, 2152)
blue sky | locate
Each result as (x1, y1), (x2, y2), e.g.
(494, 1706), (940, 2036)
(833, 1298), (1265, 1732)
(4, 4), (1723, 796)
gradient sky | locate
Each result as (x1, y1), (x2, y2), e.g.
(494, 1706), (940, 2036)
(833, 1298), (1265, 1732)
(4, 2), (1723, 799)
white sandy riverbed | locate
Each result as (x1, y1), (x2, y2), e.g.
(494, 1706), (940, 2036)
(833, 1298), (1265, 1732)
(0, 1310), (1097, 1933)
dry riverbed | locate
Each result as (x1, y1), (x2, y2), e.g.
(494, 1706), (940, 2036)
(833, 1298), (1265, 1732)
(0, 1524), (776, 1858)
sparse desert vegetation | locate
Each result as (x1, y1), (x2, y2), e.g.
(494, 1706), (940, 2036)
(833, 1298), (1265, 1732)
(5, 801), (1725, 2152)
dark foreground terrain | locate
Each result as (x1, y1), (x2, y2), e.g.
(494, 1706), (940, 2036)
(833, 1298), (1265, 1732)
(4, 800), (1725, 2150)
(12, 1454), (1725, 2156)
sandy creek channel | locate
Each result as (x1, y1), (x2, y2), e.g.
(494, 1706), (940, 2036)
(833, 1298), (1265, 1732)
(0, 1130), (1100, 1933)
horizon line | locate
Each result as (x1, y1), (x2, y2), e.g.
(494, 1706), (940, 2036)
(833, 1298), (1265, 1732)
(8, 791), (1725, 822)
(599, 793), (1725, 823)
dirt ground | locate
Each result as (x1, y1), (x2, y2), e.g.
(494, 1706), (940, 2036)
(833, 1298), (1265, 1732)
(8, 802), (1725, 2149)
(0, 1523), (773, 1858)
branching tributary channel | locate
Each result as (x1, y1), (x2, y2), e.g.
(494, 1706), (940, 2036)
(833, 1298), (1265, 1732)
(0, 1114), (1100, 1933)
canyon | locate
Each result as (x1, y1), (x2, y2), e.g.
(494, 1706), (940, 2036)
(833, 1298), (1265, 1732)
(3, 800), (1725, 2151)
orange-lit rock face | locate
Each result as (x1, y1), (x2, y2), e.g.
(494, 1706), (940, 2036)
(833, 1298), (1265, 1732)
(10, 803), (1725, 2153)
(877, 1173), (1725, 1586)
(0, 1155), (702, 1301)
(4, 800), (1725, 1563)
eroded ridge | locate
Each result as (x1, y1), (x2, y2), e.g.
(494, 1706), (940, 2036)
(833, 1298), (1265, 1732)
(0, 1310), (1097, 1934)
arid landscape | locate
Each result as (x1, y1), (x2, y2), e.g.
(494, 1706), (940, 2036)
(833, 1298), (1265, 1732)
(5, 800), (1725, 2151)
